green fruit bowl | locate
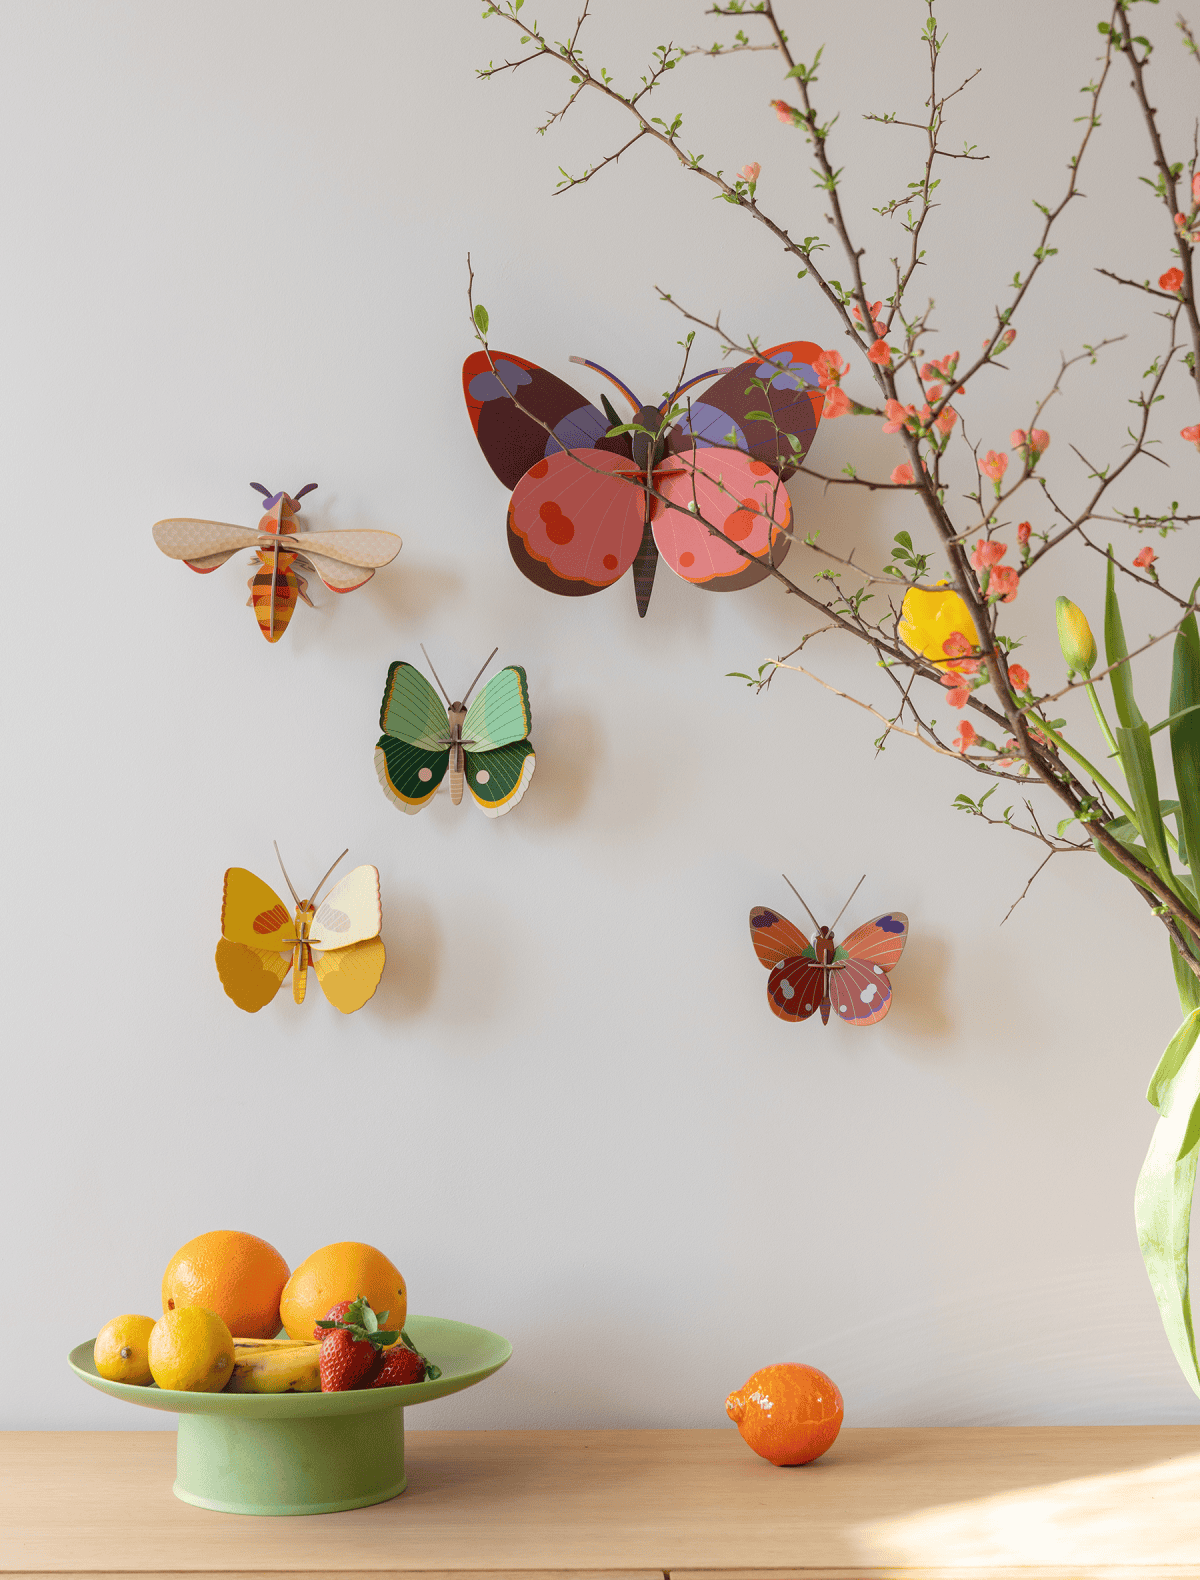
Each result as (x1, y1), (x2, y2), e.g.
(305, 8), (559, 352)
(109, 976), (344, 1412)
(69, 1314), (511, 1517)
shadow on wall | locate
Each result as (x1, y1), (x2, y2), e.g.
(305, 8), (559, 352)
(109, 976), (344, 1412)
(526, 707), (602, 827)
(372, 893), (442, 1020)
(887, 928), (954, 1053)
(367, 559), (464, 627)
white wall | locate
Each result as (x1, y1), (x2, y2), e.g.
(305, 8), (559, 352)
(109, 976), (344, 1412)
(4, 0), (1199, 1431)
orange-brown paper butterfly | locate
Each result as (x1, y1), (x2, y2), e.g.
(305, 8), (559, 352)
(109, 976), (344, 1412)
(749, 875), (908, 1027)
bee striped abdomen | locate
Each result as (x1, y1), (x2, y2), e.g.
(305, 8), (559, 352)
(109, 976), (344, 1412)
(250, 549), (299, 643)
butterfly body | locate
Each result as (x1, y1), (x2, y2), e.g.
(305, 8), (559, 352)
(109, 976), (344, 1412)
(464, 342), (827, 617)
(153, 483), (402, 643)
(217, 859), (386, 1015)
(375, 657), (535, 819)
(749, 904), (908, 1027)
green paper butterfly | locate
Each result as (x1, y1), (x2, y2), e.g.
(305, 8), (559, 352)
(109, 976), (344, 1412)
(374, 649), (535, 819)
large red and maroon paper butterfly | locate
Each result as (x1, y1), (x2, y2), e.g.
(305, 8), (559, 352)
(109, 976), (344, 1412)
(749, 877), (908, 1027)
(462, 341), (826, 617)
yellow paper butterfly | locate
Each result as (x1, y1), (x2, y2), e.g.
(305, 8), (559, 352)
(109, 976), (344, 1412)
(216, 846), (385, 1014)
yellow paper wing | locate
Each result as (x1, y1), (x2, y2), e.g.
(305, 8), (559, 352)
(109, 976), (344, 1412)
(221, 868), (294, 951)
(312, 865), (382, 949)
(216, 938), (291, 1012)
(314, 937), (386, 1013)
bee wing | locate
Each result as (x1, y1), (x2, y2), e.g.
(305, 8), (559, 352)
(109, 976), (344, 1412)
(153, 518), (258, 563)
(289, 529), (402, 569)
(295, 551), (377, 593)
(184, 548), (243, 573)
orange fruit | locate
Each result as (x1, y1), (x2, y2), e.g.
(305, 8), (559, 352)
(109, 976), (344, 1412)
(162, 1230), (290, 1340)
(725, 1362), (844, 1466)
(279, 1242), (407, 1343)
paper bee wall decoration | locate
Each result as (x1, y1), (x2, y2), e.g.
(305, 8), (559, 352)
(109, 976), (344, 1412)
(749, 876), (908, 1027)
(217, 846), (385, 1014)
(375, 647), (535, 818)
(153, 482), (402, 643)
(462, 340), (827, 617)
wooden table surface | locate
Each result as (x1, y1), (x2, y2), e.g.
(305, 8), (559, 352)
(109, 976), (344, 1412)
(5, 1427), (1200, 1579)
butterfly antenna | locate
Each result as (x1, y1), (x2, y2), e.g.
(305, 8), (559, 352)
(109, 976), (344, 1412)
(782, 874), (821, 931)
(668, 367), (722, 403)
(274, 841), (301, 906)
(462, 646), (499, 706)
(307, 847), (349, 909)
(832, 874), (867, 931)
(293, 483), (318, 501)
(420, 644), (453, 706)
(569, 356), (641, 412)
(250, 481), (272, 497)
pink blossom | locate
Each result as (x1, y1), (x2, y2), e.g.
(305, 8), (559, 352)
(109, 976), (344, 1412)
(997, 736), (1021, 769)
(953, 718), (978, 752)
(868, 338), (892, 366)
(853, 299), (887, 335)
(1008, 663), (1030, 693)
(821, 385), (852, 419)
(942, 631), (979, 674)
(1001, 328), (1016, 347)
(771, 99), (800, 124)
(1182, 424), (1200, 451)
(980, 450), (1008, 483)
(971, 538), (1008, 570)
(1011, 428), (1050, 462)
(883, 399), (917, 434)
(1160, 267), (1185, 293)
(943, 673), (972, 710)
(891, 463), (915, 486)
(934, 406), (958, 436)
(1017, 521), (1031, 546)
(1133, 546), (1157, 569)
(738, 162), (761, 184)
(990, 565), (1019, 603)
(1193, 171), (1200, 205)
(813, 348), (848, 388)
(922, 354), (959, 381)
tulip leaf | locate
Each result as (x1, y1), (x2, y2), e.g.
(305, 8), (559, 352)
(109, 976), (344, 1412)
(1135, 1009), (1200, 1401)
(1170, 597), (1200, 902)
(1104, 550), (1145, 730)
(1116, 721), (1173, 883)
(1173, 941), (1200, 1020)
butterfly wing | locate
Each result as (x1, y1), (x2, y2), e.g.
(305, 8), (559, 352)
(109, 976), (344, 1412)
(216, 939), (291, 1012)
(666, 340), (825, 481)
(217, 869), (294, 1012)
(379, 662), (450, 750)
(463, 666), (532, 750)
(312, 866), (382, 950)
(653, 449), (792, 591)
(314, 938), (386, 1014)
(375, 738), (449, 812)
(766, 958), (825, 1022)
(829, 960), (893, 1026)
(153, 518), (258, 572)
(749, 906), (811, 968)
(463, 741), (535, 817)
(463, 350), (632, 489)
(840, 912), (909, 971)
(507, 448), (645, 596)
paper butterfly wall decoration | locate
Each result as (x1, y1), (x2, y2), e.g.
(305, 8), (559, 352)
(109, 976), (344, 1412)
(217, 846), (385, 1014)
(749, 875), (908, 1027)
(463, 340), (827, 617)
(153, 482), (403, 643)
(375, 647), (535, 818)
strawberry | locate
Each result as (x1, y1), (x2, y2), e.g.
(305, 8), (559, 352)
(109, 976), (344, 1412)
(369, 1344), (426, 1388)
(315, 1296), (399, 1393)
(312, 1299), (361, 1340)
(369, 1329), (443, 1389)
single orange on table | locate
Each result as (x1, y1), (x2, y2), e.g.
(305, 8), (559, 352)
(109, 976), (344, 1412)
(162, 1230), (290, 1340)
(726, 1362), (843, 1466)
(280, 1242), (407, 1344)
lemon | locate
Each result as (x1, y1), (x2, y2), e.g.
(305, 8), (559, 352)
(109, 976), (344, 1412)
(94, 1315), (156, 1385)
(148, 1306), (235, 1392)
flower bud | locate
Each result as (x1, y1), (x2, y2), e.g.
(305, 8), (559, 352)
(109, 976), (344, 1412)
(1055, 596), (1097, 678)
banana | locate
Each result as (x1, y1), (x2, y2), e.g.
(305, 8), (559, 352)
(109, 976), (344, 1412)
(227, 1338), (321, 1394)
